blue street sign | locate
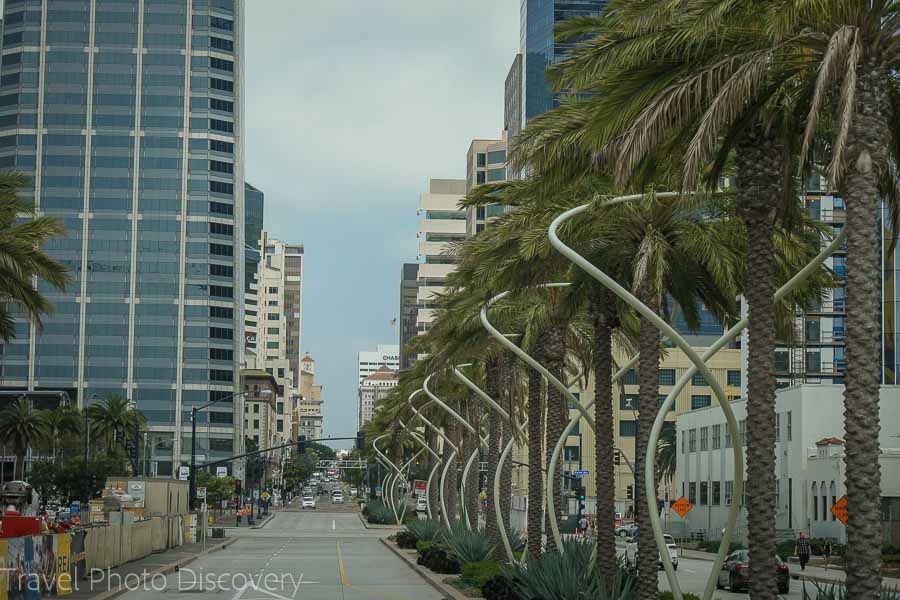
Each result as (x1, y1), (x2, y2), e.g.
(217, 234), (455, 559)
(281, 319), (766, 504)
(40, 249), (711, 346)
(574, 470), (590, 478)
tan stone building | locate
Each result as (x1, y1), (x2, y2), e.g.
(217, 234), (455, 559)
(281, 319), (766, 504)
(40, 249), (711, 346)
(358, 366), (399, 429)
(293, 353), (324, 442)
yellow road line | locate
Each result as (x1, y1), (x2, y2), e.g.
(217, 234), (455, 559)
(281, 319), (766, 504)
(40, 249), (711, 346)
(336, 542), (410, 600)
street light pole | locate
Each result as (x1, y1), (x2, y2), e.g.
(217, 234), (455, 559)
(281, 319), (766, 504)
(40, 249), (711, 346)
(84, 393), (97, 504)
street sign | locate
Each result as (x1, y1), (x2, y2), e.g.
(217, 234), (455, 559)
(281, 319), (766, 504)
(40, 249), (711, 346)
(178, 466), (189, 481)
(375, 485), (382, 497)
(832, 495), (848, 525)
(671, 496), (693, 518)
(216, 466), (227, 478)
(197, 487), (207, 500)
(573, 470), (590, 478)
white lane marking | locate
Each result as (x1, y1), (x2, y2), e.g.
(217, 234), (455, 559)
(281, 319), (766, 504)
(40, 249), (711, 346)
(332, 519), (335, 531)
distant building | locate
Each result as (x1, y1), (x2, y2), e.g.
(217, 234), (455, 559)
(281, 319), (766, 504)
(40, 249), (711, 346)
(358, 366), (399, 429)
(416, 179), (467, 335)
(399, 263), (420, 371)
(465, 137), (508, 236)
(241, 368), (279, 453)
(294, 353), (323, 442)
(504, 53), (523, 150)
(358, 344), (400, 386)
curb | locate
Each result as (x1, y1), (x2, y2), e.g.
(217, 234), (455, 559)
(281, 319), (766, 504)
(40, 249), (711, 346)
(251, 514), (275, 529)
(86, 537), (238, 600)
(380, 538), (475, 600)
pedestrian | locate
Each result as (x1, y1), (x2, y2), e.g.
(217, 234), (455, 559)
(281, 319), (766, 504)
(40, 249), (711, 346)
(796, 531), (811, 571)
(578, 515), (588, 537)
(823, 539), (833, 570)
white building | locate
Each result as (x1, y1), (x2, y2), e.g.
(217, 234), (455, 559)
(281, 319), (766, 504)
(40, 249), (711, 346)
(357, 344), (400, 386)
(674, 384), (900, 542)
(416, 179), (467, 335)
(358, 366), (399, 430)
(244, 231), (304, 446)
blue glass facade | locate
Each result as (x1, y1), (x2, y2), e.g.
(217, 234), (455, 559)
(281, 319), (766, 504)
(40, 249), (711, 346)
(0, 0), (244, 476)
(244, 181), (263, 293)
(520, 0), (606, 126)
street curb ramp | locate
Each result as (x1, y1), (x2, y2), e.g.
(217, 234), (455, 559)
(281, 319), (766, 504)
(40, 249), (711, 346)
(87, 537), (238, 600)
(380, 537), (473, 600)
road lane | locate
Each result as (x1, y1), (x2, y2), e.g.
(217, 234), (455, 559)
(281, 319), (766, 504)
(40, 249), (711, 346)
(113, 510), (441, 600)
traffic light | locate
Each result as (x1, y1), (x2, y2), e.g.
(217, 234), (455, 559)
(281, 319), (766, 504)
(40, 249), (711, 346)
(297, 435), (306, 454)
(356, 431), (365, 451)
(235, 478), (242, 498)
(613, 449), (620, 465)
(627, 485), (634, 500)
(577, 486), (586, 516)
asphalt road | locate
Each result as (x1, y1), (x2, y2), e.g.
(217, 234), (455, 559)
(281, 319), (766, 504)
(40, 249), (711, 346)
(660, 557), (809, 599)
(113, 510), (442, 600)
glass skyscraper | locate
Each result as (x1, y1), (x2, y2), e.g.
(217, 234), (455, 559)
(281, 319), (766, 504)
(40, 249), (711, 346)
(520, 0), (607, 127)
(0, 0), (245, 477)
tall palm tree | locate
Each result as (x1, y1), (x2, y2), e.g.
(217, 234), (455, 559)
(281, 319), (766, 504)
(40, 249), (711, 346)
(0, 397), (49, 479)
(88, 393), (145, 453)
(42, 406), (82, 463)
(655, 425), (677, 492)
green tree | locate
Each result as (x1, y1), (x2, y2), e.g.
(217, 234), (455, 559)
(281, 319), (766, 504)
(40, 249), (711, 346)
(0, 397), (49, 479)
(87, 393), (146, 457)
(0, 171), (69, 341)
(42, 406), (82, 463)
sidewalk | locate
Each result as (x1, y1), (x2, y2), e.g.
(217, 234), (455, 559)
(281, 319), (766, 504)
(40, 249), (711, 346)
(679, 547), (900, 589)
(66, 537), (237, 600)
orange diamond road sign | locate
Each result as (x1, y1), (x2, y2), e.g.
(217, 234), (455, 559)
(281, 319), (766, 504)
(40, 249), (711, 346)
(671, 496), (693, 518)
(831, 495), (848, 525)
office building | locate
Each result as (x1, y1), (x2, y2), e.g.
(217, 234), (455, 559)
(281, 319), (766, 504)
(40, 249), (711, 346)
(465, 137), (508, 237)
(520, 0), (607, 127)
(674, 384), (900, 545)
(504, 54), (522, 148)
(416, 179), (467, 334)
(358, 366), (398, 429)
(0, 0), (246, 476)
(293, 353), (323, 442)
(243, 182), (263, 362)
(399, 263), (420, 371)
(357, 344), (400, 386)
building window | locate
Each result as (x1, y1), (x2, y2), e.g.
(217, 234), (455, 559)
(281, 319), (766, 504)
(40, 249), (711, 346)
(623, 369), (638, 385)
(267, 327), (279, 335)
(210, 159), (234, 174)
(277, 368), (285, 378)
(210, 118), (234, 133)
(712, 424), (721, 450)
(724, 480), (734, 506)
(253, 404), (260, 414)
(688, 429), (696, 452)
(712, 481), (721, 505)
(276, 402), (284, 414)
(691, 395), (711, 410)
(210, 139), (233, 153)
(740, 420), (747, 446)
(699, 482), (708, 506)
(688, 482), (696, 505)
(210, 36), (234, 52)
(267, 313), (280, 320)
(209, 57), (234, 72)
(659, 369), (676, 385)
(253, 419), (260, 429)
(476, 153), (486, 167)
(268, 287), (278, 293)
(266, 341), (279, 349)
(727, 370), (741, 387)
(691, 373), (707, 386)
(812, 483), (819, 520)
(276, 419), (283, 433)
(787, 411), (792, 441)
(725, 424), (732, 448)
(775, 413), (781, 441)
(700, 426), (708, 451)
(619, 421), (637, 437)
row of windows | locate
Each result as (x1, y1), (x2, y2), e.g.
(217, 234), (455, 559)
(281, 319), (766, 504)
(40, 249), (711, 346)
(209, 159), (233, 174)
(682, 412), (793, 453)
(685, 480), (735, 507)
(209, 98), (233, 113)
(209, 37), (233, 52)
(621, 368), (741, 387)
(209, 180), (233, 195)
(210, 139), (233, 153)
(209, 201), (232, 215)
(209, 57), (233, 72)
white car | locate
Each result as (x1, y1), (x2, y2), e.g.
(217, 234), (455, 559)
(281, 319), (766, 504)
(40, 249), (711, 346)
(301, 496), (316, 510)
(331, 491), (344, 504)
(415, 496), (427, 513)
(625, 533), (678, 571)
(349, 488), (358, 497)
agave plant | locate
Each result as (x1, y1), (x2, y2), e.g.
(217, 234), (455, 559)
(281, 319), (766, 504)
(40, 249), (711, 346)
(444, 521), (495, 565)
(803, 581), (900, 600)
(506, 528), (526, 554)
(407, 518), (443, 543)
(509, 539), (636, 600)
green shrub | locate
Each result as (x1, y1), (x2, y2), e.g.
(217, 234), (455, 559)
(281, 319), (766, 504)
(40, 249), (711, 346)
(482, 575), (517, 600)
(364, 499), (394, 524)
(443, 522), (495, 564)
(416, 540), (434, 555)
(395, 529), (417, 549)
(416, 545), (461, 574)
(460, 560), (504, 589)
(407, 518), (443, 543)
(658, 593), (701, 600)
(804, 582), (900, 599)
(882, 554), (900, 563)
(506, 528), (526, 553)
(698, 539), (743, 554)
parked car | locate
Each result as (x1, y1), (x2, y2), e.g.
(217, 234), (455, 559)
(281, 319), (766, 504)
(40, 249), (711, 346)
(415, 496), (427, 513)
(616, 523), (638, 538)
(716, 549), (790, 594)
(331, 491), (344, 504)
(301, 495), (316, 510)
(624, 532), (679, 571)
(349, 488), (358, 497)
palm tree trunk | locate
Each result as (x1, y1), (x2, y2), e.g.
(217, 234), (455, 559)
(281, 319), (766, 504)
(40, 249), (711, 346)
(427, 428), (440, 518)
(736, 125), (783, 600)
(635, 286), (659, 599)
(445, 417), (459, 523)
(543, 322), (567, 554)
(498, 354), (514, 546)
(590, 290), (617, 585)
(839, 63), (888, 600)
(527, 367), (544, 561)
(484, 356), (503, 558)
(465, 391), (482, 527)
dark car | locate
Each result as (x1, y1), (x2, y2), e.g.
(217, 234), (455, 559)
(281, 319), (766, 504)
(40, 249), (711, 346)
(716, 549), (790, 594)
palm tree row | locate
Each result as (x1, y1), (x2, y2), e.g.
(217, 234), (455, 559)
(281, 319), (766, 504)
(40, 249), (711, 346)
(371, 1), (895, 598)
(0, 393), (146, 480)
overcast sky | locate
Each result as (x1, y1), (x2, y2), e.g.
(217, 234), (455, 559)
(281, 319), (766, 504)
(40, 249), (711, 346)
(244, 1), (520, 443)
